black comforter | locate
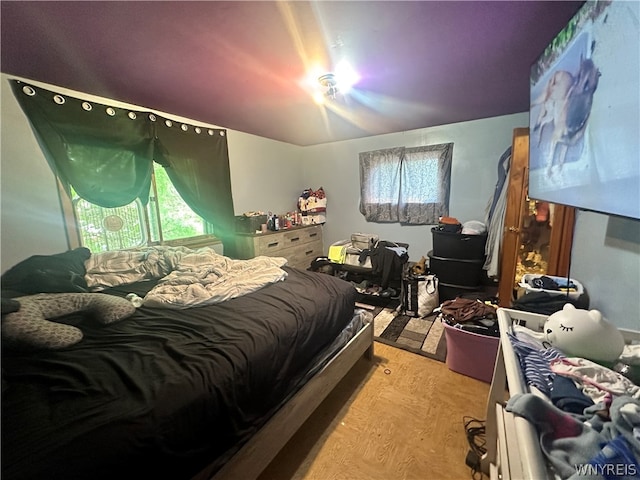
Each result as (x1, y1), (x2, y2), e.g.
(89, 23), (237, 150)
(1, 267), (357, 480)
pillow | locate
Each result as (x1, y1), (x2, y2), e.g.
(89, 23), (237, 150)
(1, 247), (91, 297)
(1, 297), (20, 314)
(1, 292), (136, 350)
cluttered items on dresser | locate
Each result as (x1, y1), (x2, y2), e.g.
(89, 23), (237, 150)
(234, 186), (328, 237)
(235, 211), (306, 233)
(298, 187), (327, 225)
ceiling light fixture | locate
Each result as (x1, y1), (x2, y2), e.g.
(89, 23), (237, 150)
(318, 72), (339, 99)
(308, 60), (359, 105)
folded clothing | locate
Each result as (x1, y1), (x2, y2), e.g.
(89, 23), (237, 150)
(508, 329), (566, 396)
(551, 375), (594, 415)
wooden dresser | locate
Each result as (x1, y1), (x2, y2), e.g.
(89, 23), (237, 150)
(233, 224), (323, 270)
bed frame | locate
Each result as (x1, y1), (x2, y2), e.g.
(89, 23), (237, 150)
(192, 319), (375, 480)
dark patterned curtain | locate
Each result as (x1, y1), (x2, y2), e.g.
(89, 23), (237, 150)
(359, 147), (404, 222)
(359, 143), (453, 224)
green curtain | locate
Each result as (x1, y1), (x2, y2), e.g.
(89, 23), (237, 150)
(11, 80), (236, 246)
(153, 119), (235, 247)
(10, 80), (154, 208)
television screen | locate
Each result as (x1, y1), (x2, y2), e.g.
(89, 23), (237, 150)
(529, 0), (640, 220)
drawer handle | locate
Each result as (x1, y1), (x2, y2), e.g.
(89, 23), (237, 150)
(309, 233), (317, 238)
(290, 237), (300, 242)
(267, 242), (279, 248)
(305, 249), (314, 255)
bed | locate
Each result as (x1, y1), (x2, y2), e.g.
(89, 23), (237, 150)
(1, 246), (374, 480)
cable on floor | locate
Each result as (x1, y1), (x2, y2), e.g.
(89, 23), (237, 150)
(463, 416), (486, 480)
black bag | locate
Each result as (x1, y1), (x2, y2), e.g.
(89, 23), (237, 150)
(308, 256), (336, 275)
(401, 274), (439, 317)
(511, 291), (588, 315)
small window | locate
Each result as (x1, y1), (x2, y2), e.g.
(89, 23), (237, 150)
(68, 164), (209, 252)
(149, 163), (207, 242)
(73, 195), (147, 252)
(359, 143), (453, 224)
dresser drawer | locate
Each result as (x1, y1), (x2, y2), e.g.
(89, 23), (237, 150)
(233, 225), (323, 265)
(287, 238), (324, 269)
(255, 225), (322, 256)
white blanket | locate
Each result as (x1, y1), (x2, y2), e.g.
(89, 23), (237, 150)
(85, 246), (288, 309)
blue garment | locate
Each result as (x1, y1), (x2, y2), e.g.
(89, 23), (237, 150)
(385, 246), (408, 257)
(508, 332), (566, 396)
(551, 374), (594, 415)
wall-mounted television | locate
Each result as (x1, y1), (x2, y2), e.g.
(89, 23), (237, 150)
(528, 0), (640, 220)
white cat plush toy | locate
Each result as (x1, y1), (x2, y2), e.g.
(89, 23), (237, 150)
(544, 303), (625, 363)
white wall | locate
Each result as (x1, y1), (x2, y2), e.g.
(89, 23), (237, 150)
(1, 77), (70, 263)
(300, 113), (526, 258)
(570, 211), (640, 330)
(227, 130), (301, 215)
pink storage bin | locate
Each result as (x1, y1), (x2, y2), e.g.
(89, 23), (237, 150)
(443, 321), (499, 383)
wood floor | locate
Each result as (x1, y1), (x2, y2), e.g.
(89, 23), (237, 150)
(258, 341), (490, 480)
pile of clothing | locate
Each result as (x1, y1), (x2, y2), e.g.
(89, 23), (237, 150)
(438, 297), (499, 337)
(357, 240), (408, 296)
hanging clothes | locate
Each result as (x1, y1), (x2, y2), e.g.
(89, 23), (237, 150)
(484, 147), (512, 278)
(368, 241), (409, 289)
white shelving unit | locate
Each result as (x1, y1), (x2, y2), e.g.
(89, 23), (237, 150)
(482, 308), (639, 479)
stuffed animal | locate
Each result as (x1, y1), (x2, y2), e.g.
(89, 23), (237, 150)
(543, 303), (625, 363)
(1, 292), (136, 350)
(411, 256), (427, 275)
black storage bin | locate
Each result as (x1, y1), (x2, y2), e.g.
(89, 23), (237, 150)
(428, 250), (484, 287)
(431, 227), (487, 260)
(438, 282), (481, 302)
(235, 215), (268, 233)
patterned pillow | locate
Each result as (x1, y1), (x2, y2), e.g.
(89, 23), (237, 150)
(1, 293), (136, 350)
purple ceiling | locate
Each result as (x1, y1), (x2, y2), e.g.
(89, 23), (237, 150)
(1, 1), (583, 146)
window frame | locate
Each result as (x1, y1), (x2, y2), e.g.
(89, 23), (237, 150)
(58, 170), (218, 252)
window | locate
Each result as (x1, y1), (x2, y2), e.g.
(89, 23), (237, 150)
(359, 143), (453, 224)
(149, 163), (208, 241)
(73, 195), (147, 252)
(65, 163), (210, 252)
